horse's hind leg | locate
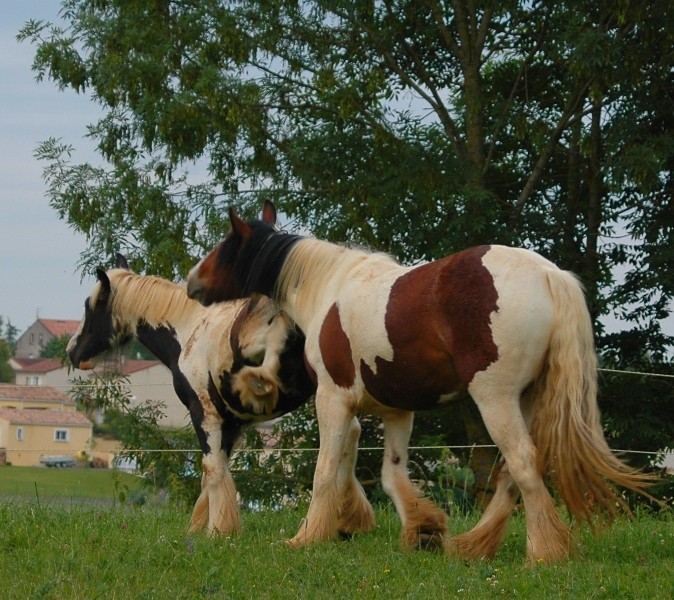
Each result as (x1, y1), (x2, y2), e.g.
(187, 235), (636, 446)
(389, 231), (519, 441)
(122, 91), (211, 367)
(335, 416), (376, 537)
(467, 383), (570, 564)
(202, 447), (240, 535)
(234, 313), (290, 414)
(379, 409), (448, 551)
(449, 387), (536, 559)
(448, 462), (519, 559)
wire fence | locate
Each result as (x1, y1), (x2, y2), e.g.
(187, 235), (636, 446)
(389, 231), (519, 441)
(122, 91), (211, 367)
(4, 366), (673, 461)
(6, 445), (672, 461)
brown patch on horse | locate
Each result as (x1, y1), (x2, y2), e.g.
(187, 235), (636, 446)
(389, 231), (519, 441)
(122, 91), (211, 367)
(361, 246), (499, 410)
(319, 303), (356, 389)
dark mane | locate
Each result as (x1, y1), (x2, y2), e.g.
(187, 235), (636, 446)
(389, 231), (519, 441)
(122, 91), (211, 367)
(233, 220), (303, 298)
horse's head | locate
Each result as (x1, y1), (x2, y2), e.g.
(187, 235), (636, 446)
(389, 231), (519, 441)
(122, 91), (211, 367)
(67, 254), (132, 369)
(187, 200), (280, 305)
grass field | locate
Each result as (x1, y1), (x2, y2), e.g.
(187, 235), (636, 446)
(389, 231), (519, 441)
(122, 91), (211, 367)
(1, 499), (672, 600)
(0, 465), (144, 503)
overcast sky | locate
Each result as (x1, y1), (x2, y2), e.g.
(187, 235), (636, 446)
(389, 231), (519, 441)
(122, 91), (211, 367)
(0, 2), (100, 333)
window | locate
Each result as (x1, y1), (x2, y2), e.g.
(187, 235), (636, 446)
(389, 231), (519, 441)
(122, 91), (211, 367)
(17, 427), (24, 441)
(54, 429), (69, 442)
(29, 333), (34, 345)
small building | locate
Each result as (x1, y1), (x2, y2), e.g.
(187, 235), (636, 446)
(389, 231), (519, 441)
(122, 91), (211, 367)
(0, 407), (92, 467)
(0, 383), (76, 411)
(9, 356), (189, 430)
(70, 357), (190, 429)
(14, 318), (81, 359)
(9, 357), (72, 388)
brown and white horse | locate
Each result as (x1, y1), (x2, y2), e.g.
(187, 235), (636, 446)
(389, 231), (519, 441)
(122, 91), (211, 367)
(67, 255), (375, 538)
(186, 201), (653, 564)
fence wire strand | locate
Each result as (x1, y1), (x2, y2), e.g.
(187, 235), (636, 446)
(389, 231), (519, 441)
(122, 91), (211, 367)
(5, 366), (672, 461)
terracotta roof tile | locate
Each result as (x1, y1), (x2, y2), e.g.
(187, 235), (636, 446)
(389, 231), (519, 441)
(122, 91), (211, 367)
(119, 360), (163, 375)
(10, 357), (64, 373)
(0, 407), (91, 427)
(0, 384), (72, 404)
(39, 319), (81, 337)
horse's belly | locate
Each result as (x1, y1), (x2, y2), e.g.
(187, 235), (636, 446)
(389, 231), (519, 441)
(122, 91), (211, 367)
(359, 354), (464, 411)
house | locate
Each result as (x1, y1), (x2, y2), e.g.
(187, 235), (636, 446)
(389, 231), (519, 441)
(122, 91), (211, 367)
(0, 408), (92, 467)
(70, 357), (190, 429)
(14, 318), (81, 359)
(11, 317), (189, 429)
(9, 355), (189, 430)
(9, 357), (72, 388)
(0, 383), (92, 467)
(0, 382), (76, 411)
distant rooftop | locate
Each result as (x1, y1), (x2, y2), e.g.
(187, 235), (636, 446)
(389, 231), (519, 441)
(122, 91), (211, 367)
(0, 407), (91, 427)
(38, 319), (81, 337)
(10, 357), (64, 373)
(0, 383), (72, 404)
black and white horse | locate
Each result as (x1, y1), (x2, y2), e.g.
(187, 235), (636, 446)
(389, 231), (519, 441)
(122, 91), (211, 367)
(68, 255), (375, 537)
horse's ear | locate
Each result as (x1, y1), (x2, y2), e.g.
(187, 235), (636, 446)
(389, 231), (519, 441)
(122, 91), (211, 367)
(116, 253), (130, 269)
(96, 268), (111, 304)
(261, 200), (277, 226)
(228, 207), (252, 239)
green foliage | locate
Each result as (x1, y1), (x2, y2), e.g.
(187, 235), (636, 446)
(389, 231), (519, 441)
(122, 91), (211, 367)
(17, 0), (674, 502)
(0, 339), (13, 383)
(39, 333), (71, 360)
(598, 361), (674, 470)
(0, 316), (18, 383)
(0, 316), (19, 353)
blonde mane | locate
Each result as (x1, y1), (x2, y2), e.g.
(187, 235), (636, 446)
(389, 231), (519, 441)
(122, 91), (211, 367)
(276, 239), (398, 319)
(101, 269), (201, 333)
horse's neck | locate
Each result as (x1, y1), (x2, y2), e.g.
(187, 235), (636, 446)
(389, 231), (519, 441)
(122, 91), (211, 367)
(278, 239), (396, 329)
(112, 274), (200, 365)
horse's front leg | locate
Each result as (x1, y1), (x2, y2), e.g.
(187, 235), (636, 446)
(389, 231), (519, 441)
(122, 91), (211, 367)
(379, 408), (448, 551)
(233, 313), (290, 414)
(335, 416), (376, 537)
(287, 387), (356, 547)
(187, 410), (212, 533)
(190, 408), (242, 536)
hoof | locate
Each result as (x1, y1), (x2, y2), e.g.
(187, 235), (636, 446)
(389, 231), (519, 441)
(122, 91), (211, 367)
(248, 375), (274, 395)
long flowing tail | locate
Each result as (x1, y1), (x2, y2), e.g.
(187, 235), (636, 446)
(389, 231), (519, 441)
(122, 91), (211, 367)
(530, 269), (655, 523)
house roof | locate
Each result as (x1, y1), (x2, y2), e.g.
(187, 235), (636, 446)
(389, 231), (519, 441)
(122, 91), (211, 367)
(119, 360), (163, 375)
(10, 357), (64, 373)
(11, 357), (162, 377)
(0, 384), (73, 404)
(0, 407), (91, 427)
(38, 319), (81, 337)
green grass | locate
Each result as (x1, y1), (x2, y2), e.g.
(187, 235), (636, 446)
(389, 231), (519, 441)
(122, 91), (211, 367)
(0, 502), (672, 600)
(0, 465), (143, 503)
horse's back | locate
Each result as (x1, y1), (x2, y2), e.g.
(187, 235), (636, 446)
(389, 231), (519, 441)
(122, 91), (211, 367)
(323, 245), (561, 410)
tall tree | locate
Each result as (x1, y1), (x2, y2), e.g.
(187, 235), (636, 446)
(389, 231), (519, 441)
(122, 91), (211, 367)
(0, 340), (13, 383)
(0, 316), (16, 382)
(19, 0), (674, 500)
